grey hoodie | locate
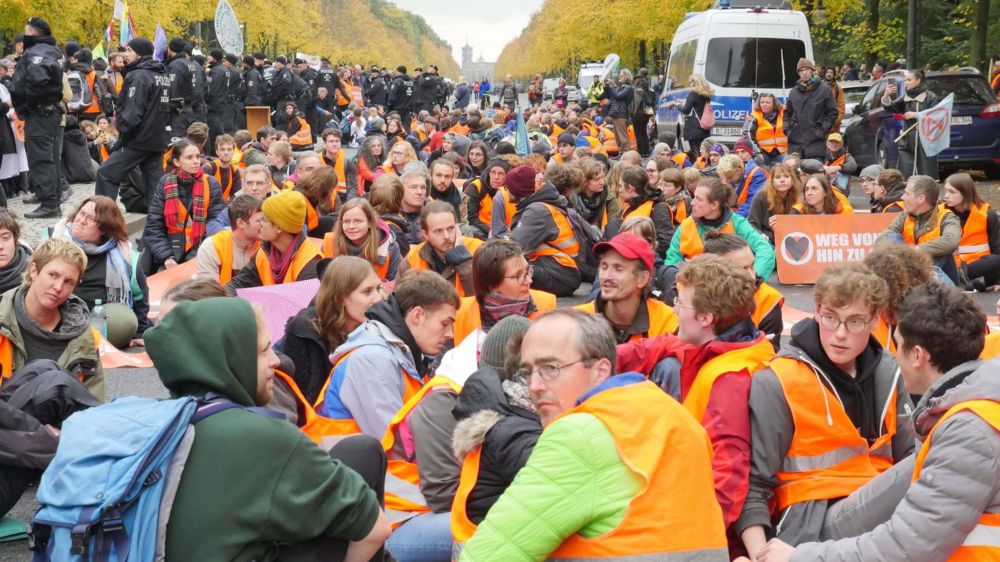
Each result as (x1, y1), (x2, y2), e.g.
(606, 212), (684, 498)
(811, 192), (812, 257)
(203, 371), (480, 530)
(792, 360), (1000, 561)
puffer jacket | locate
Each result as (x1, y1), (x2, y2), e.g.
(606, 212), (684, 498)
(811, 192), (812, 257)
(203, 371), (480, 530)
(451, 367), (542, 524)
(792, 360), (1000, 561)
(601, 83), (634, 119)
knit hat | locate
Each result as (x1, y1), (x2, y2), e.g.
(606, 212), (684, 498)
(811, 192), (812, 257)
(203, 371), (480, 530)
(860, 164), (884, 180)
(261, 190), (307, 234)
(209, 48), (225, 61)
(275, 55), (288, 65)
(168, 37), (186, 55)
(126, 38), (154, 58)
(532, 141), (551, 155)
(505, 165), (537, 200)
(75, 48), (93, 65)
(487, 157), (512, 174)
(733, 138), (753, 155)
(224, 53), (239, 65)
(26, 17), (51, 36)
(480, 315), (532, 371)
(710, 143), (727, 156)
(796, 58), (816, 72)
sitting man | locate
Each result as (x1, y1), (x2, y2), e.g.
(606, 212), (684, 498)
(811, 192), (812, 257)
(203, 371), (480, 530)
(319, 128), (359, 201)
(226, 190), (322, 290)
(737, 262), (915, 559)
(877, 174), (960, 285)
(145, 297), (390, 560)
(207, 164), (276, 235)
(575, 233), (677, 343)
(315, 271), (458, 439)
(0, 239), (104, 400)
(400, 200), (482, 298)
(457, 309), (728, 561)
(755, 282), (999, 562)
(197, 193), (263, 284)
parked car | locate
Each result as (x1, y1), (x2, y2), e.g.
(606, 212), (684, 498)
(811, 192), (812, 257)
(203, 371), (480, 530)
(542, 78), (561, 100)
(566, 86), (584, 104)
(842, 70), (1000, 177)
(839, 80), (872, 132)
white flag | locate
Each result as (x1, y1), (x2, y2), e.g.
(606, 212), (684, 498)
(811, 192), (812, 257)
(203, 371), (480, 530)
(917, 93), (954, 157)
(113, 0), (124, 20)
(214, 0), (244, 55)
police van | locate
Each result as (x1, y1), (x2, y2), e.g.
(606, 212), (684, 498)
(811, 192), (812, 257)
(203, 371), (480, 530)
(655, 0), (813, 145)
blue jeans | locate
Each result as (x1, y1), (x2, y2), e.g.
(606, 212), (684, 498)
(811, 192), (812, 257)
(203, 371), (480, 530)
(385, 511), (453, 562)
(760, 151), (786, 167)
(882, 232), (957, 286)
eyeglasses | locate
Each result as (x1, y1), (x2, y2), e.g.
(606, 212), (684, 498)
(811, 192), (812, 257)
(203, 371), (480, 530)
(514, 357), (591, 384)
(76, 212), (99, 225)
(503, 264), (534, 283)
(816, 313), (873, 334)
(672, 296), (696, 311)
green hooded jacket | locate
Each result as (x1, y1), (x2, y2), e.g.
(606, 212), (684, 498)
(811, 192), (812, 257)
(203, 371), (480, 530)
(146, 298), (379, 561)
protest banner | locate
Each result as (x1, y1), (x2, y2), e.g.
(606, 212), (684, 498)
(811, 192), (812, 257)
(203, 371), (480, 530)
(773, 213), (896, 284)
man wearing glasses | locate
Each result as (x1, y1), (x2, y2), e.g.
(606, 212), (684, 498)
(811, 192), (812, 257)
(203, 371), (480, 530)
(457, 309), (728, 561)
(737, 262), (915, 560)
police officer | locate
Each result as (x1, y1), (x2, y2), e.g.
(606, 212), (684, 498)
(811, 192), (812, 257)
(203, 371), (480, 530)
(387, 65), (414, 132)
(266, 56), (294, 128)
(365, 65), (386, 108)
(240, 55), (262, 129)
(316, 59), (350, 108)
(186, 44), (207, 124)
(253, 52), (272, 109)
(95, 37), (170, 206)
(9, 17), (66, 218)
(205, 49), (230, 154)
(412, 64), (440, 115)
(223, 53), (242, 133)
(165, 37), (196, 138)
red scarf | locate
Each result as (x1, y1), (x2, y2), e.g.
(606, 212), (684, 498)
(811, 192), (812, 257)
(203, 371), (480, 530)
(163, 169), (209, 248)
(268, 234), (302, 283)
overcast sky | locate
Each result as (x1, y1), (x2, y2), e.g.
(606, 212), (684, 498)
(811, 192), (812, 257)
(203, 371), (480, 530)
(389, 0), (543, 65)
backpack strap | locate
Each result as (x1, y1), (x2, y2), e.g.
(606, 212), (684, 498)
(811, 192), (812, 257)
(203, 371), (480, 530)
(194, 392), (285, 422)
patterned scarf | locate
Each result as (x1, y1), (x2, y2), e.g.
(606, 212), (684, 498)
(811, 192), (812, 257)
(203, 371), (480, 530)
(163, 169), (208, 247)
(480, 291), (532, 332)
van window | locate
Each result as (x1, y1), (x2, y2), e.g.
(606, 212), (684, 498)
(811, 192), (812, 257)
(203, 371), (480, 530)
(666, 40), (698, 89)
(704, 37), (806, 89)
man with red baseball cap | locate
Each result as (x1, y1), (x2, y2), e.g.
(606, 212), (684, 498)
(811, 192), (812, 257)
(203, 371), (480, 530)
(575, 232), (677, 344)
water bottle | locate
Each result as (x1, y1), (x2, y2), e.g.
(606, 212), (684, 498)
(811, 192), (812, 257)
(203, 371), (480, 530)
(91, 299), (107, 340)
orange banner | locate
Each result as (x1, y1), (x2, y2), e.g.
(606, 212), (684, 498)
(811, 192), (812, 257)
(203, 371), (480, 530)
(773, 214), (896, 284)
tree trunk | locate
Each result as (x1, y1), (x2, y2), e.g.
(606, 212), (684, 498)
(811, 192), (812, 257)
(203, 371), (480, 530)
(638, 39), (647, 70)
(865, 0), (881, 67)
(969, 0), (989, 70)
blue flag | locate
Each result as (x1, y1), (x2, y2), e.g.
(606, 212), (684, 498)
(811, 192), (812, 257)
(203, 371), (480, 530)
(153, 24), (167, 61)
(515, 106), (530, 157)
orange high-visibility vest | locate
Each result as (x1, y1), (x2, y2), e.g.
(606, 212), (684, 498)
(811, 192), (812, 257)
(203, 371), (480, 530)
(80, 71), (101, 116)
(404, 239), (483, 297)
(573, 299), (678, 342)
(527, 203), (579, 269)
(623, 199), (654, 220)
(302, 197), (320, 232)
(381, 375), (462, 528)
(164, 177), (211, 253)
(982, 332), (1000, 360)
(546, 381), (728, 560)
(253, 240), (321, 285)
(0, 328), (101, 381)
(737, 165), (766, 208)
(349, 81), (364, 107)
(452, 290), (557, 345)
(670, 150), (689, 169)
(752, 109), (788, 153)
(98, 144), (110, 162)
(682, 336), (774, 422)
(498, 187), (516, 228)
(321, 232), (391, 280)
(209, 229), (260, 285)
(669, 198), (689, 225)
(873, 316), (898, 354)
(336, 78), (352, 106)
(600, 127), (619, 155)
(825, 152), (848, 168)
(678, 217), (735, 260)
(957, 202), (991, 266)
(451, 445), (483, 546)
(792, 189), (854, 215)
(273, 369), (355, 447)
(769, 356), (898, 510)
(912, 399), (1000, 561)
(209, 159), (236, 200)
(903, 205), (952, 246)
(289, 116), (313, 149)
(548, 124), (565, 144)
(323, 150), (348, 201)
(233, 146), (245, 170)
(751, 282), (784, 328)
(467, 179), (494, 226)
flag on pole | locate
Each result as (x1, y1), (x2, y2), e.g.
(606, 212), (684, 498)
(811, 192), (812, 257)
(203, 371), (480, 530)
(515, 106), (530, 157)
(104, 20), (114, 45)
(119, 1), (135, 46)
(92, 43), (107, 61)
(917, 93), (954, 157)
(113, 0), (125, 20)
(153, 24), (167, 61)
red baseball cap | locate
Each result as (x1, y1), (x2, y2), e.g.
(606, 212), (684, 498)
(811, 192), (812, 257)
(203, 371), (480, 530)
(593, 232), (655, 272)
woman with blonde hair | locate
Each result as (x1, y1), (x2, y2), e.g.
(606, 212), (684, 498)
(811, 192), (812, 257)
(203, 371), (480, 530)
(675, 74), (715, 162)
(324, 197), (401, 286)
(748, 92), (788, 166)
(748, 161), (802, 244)
(376, 141), (416, 179)
(281, 256), (382, 403)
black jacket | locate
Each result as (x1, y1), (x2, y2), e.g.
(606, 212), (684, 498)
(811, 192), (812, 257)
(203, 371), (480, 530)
(206, 61), (229, 112)
(387, 74), (414, 112)
(785, 78), (838, 158)
(242, 67), (263, 106)
(143, 173), (225, 265)
(117, 56), (170, 153)
(365, 76), (387, 107)
(601, 83), (634, 119)
(681, 92), (712, 141)
(281, 306), (332, 405)
(166, 53), (195, 107)
(871, 181), (906, 213)
(266, 66), (294, 108)
(9, 35), (64, 113)
(413, 74), (441, 112)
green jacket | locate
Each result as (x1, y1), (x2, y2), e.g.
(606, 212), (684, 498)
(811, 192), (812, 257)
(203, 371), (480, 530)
(146, 298), (380, 561)
(0, 286), (105, 402)
(665, 210), (776, 279)
(459, 411), (641, 561)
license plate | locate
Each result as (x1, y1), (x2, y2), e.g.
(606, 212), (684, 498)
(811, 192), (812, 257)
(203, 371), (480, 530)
(952, 116), (972, 125)
(712, 127), (742, 136)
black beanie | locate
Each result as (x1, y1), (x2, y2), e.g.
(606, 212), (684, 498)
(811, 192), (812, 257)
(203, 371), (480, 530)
(168, 37), (186, 54)
(242, 55), (254, 66)
(127, 38), (154, 58)
(224, 53), (238, 65)
(209, 48), (225, 61)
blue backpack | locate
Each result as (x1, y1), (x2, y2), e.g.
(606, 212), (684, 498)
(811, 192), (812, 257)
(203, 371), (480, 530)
(29, 395), (279, 561)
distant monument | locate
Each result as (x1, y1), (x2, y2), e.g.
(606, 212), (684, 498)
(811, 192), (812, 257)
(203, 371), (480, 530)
(461, 42), (495, 83)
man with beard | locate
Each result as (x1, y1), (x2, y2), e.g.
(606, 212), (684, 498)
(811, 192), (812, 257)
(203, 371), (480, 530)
(401, 201), (480, 297)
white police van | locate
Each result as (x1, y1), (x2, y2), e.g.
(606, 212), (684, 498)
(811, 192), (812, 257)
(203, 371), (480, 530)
(655, 0), (813, 146)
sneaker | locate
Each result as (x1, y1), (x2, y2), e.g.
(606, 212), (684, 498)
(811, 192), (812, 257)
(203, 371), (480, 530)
(61, 186), (72, 203)
(973, 278), (987, 293)
(23, 193), (39, 204)
(24, 205), (61, 219)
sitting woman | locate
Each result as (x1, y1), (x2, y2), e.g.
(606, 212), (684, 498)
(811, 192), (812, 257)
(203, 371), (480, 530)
(747, 161), (802, 244)
(322, 198), (401, 288)
(384, 118), (407, 149)
(570, 157), (619, 230)
(266, 140), (296, 189)
(604, 165), (673, 251)
(376, 141), (416, 179)
(791, 174), (853, 215)
(281, 256), (382, 404)
(80, 120), (114, 164)
(0, 239), (104, 400)
(942, 172), (1000, 292)
(0, 211), (30, 294)
(368, 174), (410, 258)
(869, 168), (906, 213)
(142, 139), (225, 271)
(50, 196), (151, 348)
(283, 102), (314, 152)
(294, 166), (338, 238)
(354, 135), (386, 197)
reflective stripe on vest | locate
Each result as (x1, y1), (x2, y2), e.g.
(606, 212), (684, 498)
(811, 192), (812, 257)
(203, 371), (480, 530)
(528, 203), (579, 269)
(752, 109), (787, 153)
(253, 240), (321, 285)
(903, 205), (951, 246)
(957, 202), (991, 265)
(165, 177), (211, 253)
(912, 400), (1000, 560)
(682, 337), (774, 422)
(770, 356), (898, 510)
(322, 232), (391, 280)
(678, 218), (734, 260)
(381, 375), (462, 528)
(547, 381), (728, 560)
(750, 283), (784, 328)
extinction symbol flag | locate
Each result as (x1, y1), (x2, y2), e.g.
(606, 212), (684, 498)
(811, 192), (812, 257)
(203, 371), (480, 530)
(917, 93), (954, 157)
(215, 0), (244, 56)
